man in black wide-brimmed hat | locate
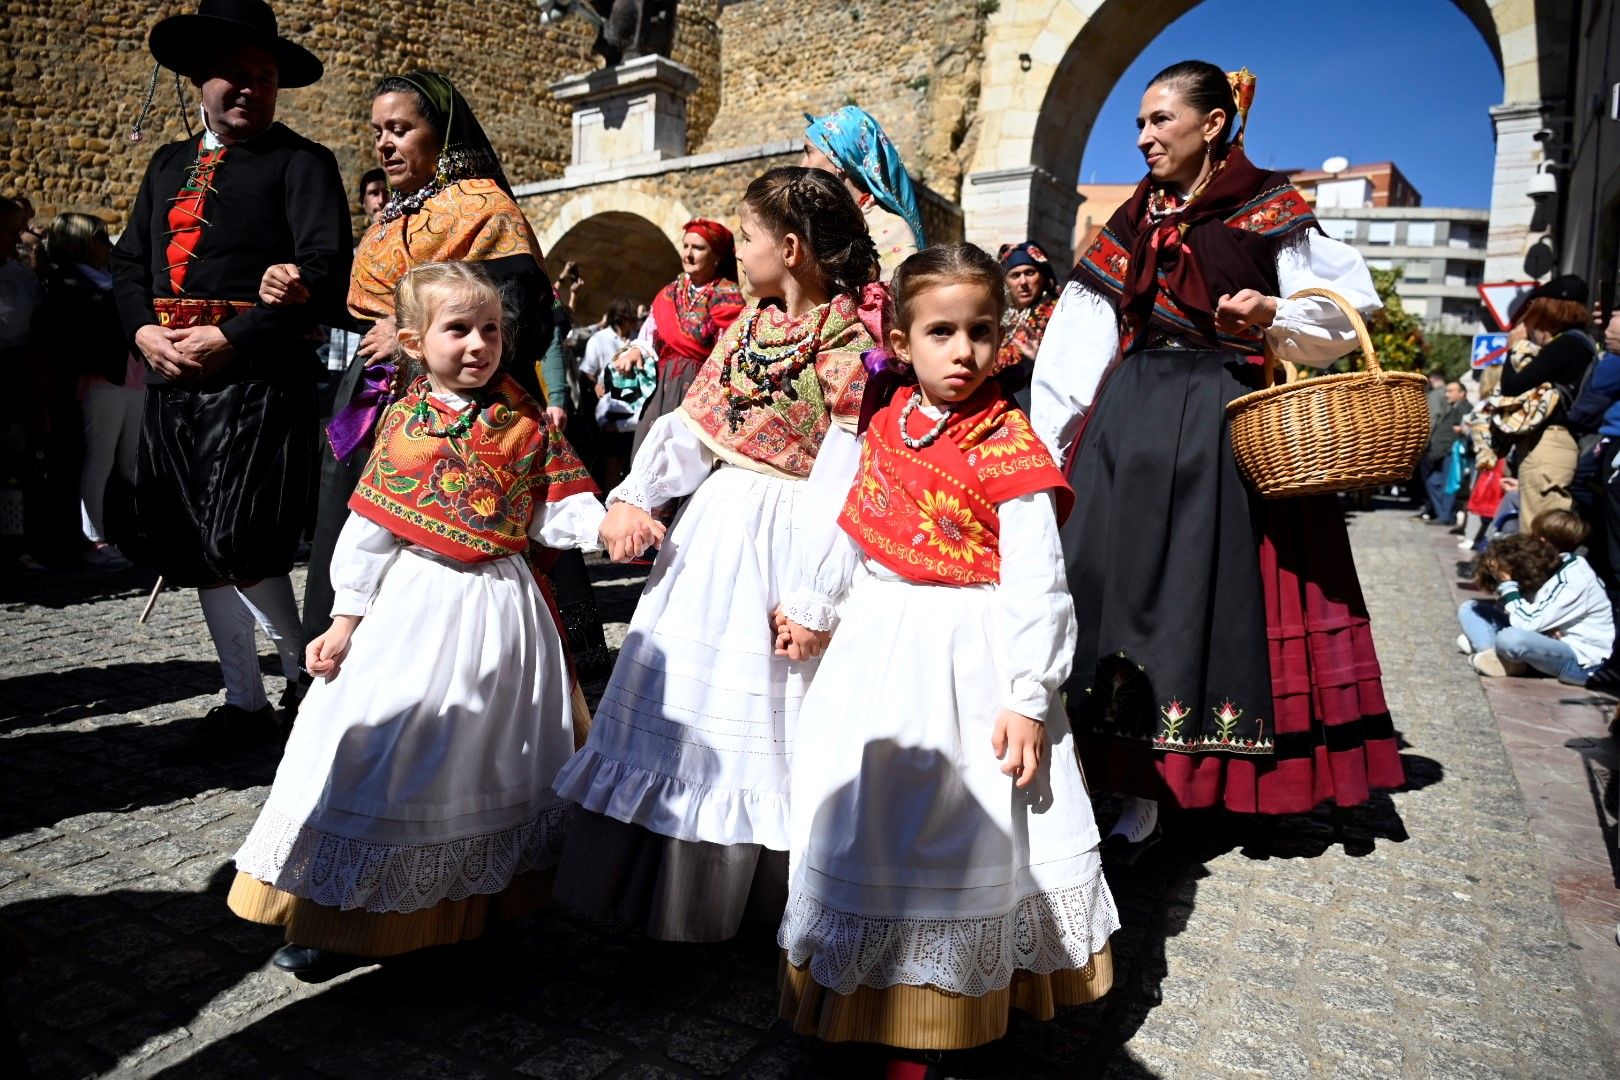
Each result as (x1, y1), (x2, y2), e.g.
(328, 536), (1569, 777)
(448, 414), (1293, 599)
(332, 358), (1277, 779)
(113, 0), (351, 747)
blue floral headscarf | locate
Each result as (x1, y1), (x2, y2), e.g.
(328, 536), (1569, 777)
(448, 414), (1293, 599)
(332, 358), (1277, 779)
(803, 106), (927, 251)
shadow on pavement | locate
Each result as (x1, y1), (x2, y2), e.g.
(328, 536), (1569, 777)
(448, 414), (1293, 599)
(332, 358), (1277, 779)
(0, 662), (229, 732)
(0, 565), (156, 612)
(0, 720), (280, 842)
(2, 863), (284, 1079)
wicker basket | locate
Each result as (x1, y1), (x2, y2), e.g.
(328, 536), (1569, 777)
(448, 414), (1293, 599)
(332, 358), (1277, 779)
(1226, 287), (1429, 499)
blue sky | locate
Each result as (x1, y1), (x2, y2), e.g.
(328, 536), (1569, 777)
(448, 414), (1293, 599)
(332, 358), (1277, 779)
(1078, 0), (1502, 208)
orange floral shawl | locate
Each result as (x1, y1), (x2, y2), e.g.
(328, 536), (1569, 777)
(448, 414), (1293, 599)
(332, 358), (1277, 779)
(349, 374), (597, 563)
(348, 178), (543, 321)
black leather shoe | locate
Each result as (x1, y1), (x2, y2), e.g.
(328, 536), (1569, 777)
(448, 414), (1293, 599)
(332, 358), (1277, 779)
(1100, 823), (1163, 867)
(271, 944), (326, 973)
(162, 703), (277, 762)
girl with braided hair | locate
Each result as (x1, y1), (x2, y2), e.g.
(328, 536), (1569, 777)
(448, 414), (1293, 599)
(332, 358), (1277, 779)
(552, 166), (884, 942)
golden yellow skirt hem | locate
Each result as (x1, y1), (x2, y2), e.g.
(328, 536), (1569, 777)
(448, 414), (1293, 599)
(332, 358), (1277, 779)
(226, 867), (554, 958)
(778, 942), (1113, 1051)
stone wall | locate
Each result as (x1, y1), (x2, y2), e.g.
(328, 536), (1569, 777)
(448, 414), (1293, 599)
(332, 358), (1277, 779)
(2, 0), (732, 228)
(709, 0), (987, 197)
(10, 0), (990, 271)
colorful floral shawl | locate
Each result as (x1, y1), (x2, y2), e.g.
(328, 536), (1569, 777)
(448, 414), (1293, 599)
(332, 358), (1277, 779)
(349, 374), (598, 563)
(840, 384), (1071, 587)
(348, 178), (541, 322)
(994, 295), (1057, 375)
(651, 273), (746, 381)
(677, 294), (876, 480)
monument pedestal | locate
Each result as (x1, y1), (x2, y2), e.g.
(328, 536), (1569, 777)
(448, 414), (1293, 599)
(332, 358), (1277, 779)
(551, 54), (699, 179)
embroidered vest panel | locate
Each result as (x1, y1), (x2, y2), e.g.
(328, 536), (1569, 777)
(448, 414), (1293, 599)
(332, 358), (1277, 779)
(349, 375), (587, 562)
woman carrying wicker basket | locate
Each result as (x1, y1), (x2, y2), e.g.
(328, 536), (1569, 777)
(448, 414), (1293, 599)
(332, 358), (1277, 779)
(1031, 61), (1405, 861)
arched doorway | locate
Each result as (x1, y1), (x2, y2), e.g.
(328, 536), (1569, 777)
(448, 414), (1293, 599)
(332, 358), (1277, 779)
(961, 0), (1566, 277)
(543, 211), (682, 324)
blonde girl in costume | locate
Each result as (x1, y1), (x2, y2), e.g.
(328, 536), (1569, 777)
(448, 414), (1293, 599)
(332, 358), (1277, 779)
(551, 166), (883, 942)
(229, 262), (605, 976)
(775, 244), (1117, 1065)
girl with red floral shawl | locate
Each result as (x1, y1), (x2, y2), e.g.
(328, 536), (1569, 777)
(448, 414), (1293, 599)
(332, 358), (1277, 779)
(624, 218), (746, 457)
(1031, 62), (1404, 859)
(551, 168), (881, 942)
(229, 264), (605, 974)
(775, 245), (1117, 1058)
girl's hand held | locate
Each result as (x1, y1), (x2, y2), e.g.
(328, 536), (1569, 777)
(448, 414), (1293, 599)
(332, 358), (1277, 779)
(991, 709), (1046, 789)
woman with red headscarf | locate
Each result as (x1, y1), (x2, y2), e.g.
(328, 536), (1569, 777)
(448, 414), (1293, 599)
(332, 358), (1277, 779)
(620, 219), (746, 456)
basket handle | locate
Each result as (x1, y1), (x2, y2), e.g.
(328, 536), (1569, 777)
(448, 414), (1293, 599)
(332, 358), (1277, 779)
(1259, 286), (1381, 387)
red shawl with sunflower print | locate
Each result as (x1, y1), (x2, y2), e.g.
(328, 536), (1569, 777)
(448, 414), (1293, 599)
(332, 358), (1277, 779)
(349, 374), (598, 563)
(839, 384), (1072, 587)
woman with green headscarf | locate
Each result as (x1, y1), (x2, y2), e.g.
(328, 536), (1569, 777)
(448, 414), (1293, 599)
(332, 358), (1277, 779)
(262, 72), (607, 683)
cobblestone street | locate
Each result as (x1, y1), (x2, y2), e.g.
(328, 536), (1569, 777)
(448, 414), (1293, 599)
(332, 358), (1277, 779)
(2, 505), (1616, 1079)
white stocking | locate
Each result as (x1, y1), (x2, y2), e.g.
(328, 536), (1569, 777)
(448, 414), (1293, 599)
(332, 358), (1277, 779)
(236, 576), (305, 684)
(1108, 796), (1159, 843)
(197, 585), (268, 710)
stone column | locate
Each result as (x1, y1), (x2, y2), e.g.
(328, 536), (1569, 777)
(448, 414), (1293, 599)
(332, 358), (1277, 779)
(1485, 101), (1552, 283)
(962, 164), (1081, 268)
(550, 55), (700, 180)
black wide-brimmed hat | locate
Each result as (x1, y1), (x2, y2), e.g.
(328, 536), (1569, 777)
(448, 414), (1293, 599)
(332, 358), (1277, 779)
(150, 0), (323, 88)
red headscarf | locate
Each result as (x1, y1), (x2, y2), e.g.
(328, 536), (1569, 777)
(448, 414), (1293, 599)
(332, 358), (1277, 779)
(682, 218), (737, 283)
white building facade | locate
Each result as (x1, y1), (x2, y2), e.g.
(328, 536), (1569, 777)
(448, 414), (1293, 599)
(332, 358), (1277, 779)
(1315, 207), (1491, 336)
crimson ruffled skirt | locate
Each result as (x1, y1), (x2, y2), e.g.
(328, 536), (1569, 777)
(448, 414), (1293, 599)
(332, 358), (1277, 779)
(1062, 348), (1404, 814)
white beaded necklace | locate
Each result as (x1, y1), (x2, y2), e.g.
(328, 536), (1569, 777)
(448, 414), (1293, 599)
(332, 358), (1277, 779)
(899, 393), (952, 449)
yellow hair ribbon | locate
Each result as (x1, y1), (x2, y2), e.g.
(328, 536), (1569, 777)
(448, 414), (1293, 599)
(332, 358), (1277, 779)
(1226, 68), (1257, 147)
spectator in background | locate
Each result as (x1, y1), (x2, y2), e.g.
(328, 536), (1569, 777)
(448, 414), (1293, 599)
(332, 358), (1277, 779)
(320, 167), (392, 411)
(0, 196), (44, 569)
(46, 213), (141, 567)
(357, 166), (387, 223)
(1459, 510), (1614, 683)
(1566, 310), (1620, 590)
(1502, 275), (1599, 526)
(581, 296), (652, 488)
(1417, 380), (1469, 524)
(994, 240), (1059, 407)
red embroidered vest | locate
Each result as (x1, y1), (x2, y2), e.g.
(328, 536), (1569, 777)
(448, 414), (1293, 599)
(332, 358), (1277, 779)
(349, 375), (598, 562)
(839, 385), (1072, 587)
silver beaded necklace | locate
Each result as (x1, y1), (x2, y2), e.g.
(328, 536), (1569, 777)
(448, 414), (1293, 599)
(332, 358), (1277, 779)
(899, 393), (952, 450)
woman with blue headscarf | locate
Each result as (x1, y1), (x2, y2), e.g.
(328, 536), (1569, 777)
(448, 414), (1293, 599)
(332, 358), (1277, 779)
(802, 106), (926, 276)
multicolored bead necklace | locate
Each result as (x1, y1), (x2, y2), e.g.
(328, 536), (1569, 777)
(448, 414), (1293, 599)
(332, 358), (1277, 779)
(719, 302), (834, 431)
(1146, 156), (1228, 222)
(412, 389), (483, 439)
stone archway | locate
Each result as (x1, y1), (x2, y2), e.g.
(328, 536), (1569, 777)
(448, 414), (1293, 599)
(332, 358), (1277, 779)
(542, 210), (683, 324)
(962, 0), (1567, 277)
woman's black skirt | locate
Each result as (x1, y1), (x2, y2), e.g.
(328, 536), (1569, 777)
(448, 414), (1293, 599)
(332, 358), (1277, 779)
(1060, 348), (1272, 765)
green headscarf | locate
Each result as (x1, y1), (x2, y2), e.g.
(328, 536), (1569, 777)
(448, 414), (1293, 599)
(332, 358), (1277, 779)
(391, 70), (511, 196)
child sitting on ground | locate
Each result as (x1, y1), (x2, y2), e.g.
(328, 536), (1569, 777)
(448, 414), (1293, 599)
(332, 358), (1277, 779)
(1458, 509), (1614, 683)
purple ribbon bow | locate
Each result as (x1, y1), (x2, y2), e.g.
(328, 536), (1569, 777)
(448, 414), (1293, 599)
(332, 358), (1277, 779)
(856, 346), (914, 434)
(325, 361), (398, 464)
